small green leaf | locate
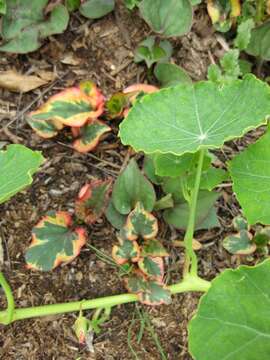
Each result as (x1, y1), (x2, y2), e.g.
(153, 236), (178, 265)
(0, 0), (6, 14)
(189, 259), (270, 360)
(26, 211), (87, 271)
(246, 21), (270, 60)
(138, 256), (164, 281)
(229, 128), (270, 225)
(164, 190), (219, 230)
(119, 76), (270, 156)
(38, 5), (69, 38)
(253, 228), (270, 247)
(223, 230), (256, 255)
(154, 194), (174, 211)
(234, 18), (255, 51)
(112, 240), (140, 265)
(73, 119), (111, 153)
(105, 200), (127, 229)
(162, 177), (185, 203)
(195, 167), (229, 191)
(106, 92), (130, 119)
(134, 36), (173, 68)
(154, 62), (192, 88)
(75, 179), (112, 224)
(112, 159), (156, 215)
(232, 216), (249, 231)
(143, 155), (163, 185)
(65, 0), (81, 12)
(139, 0), (192, 37)
(124, 0), (141, 9)
(207, 64), (222, 83)
(0, 145), (44, 204)
(124, 202), (158, 240)
(79, 0), (115, 19)
(220, 49), (241, 80)
(141, 239), (169, 257)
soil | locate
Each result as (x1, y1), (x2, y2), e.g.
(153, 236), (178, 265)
(0, 1), (268, 360)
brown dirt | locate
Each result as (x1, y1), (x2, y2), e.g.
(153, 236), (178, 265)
(0, 1), (266, 360)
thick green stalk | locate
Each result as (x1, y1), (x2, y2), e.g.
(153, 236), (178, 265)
(0, 275), (210, 324)
(183, 149), (205, 277)
(0, 271), (15, 324)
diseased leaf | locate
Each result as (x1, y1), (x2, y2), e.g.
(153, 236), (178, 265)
(229, 128), (270, 225)
(246, 21), (270, 60)
(0, 70), (51, 93)
(79, 0), (115, 19)
(73, 119), (111, 153)
(189, 259), (270, 360)
(26, 211), (87, 271)
(141, 239), (169, 257)
(75, 179), (112, 224)
(112, 240), (140, 265)
(223, 230), (256, 255)
(0, 145), (44, 204)
(119, 76), (270, 156)
(154, 62), (192, 88)
(139, 0), (192, 37)
(112, 159), (156, 215)
(138, 256), (164, 281)
(164, 190), (219, 230)
(124, 202), (158, 240)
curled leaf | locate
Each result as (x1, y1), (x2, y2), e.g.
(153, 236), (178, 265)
(124, 202), (158, 240)
(73, 119), (111, 153)
(75, 179), (112, 224)
(26, 211), (87, 271)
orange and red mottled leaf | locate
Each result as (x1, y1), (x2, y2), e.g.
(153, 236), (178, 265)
(25, 211), (87, 271)
(75, 179), (112, 224)
(141, 239), (169, 257)
(73, 119), (111, 153)
(112, 240), (140, 265)
(124, 202), (158, 240)
(138, 256), (164, 282)
(27, 81), (105, 128)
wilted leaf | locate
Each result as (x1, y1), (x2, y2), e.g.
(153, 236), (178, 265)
(139, 0), (192, 37)
(189, 259), (270, 360)
(0, 70), (51, 93)
(223, 230), (256, 255)
(124, 202), (158, 240)
(80, 0), (115, 19)
(112, 159), (156, 215)
(26, 211), (87, 271)
(0, 145), (44, 204)
(112, 240), (140, 265)
(119, 76), (270, 156)
(73, 119), (111, 153)
(164, 190), (219, 230)
(154, 62), (192, 88)
(138, 256), (164, 281)
(75, 179), (112, 224)
(229, 128), (270, 225)
(141, 239), (169, 257)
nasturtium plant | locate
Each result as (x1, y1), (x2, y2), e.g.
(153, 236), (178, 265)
(139, 0), (193, 37)
(189, 259), (270, 360)
(26, 211), (87, 271)
(0, 144), (44, 204)
(0, 0), (69, 53)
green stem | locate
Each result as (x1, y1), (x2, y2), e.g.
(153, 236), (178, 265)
(0, 272), (15, 324)
(255, 0), (265, 24)
(183, 149), (205, 277)
(0, 275), (210, 324)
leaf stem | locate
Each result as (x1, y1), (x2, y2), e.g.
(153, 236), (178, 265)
(0, 275), (210, 324)
(183, 149), (205, 277)
(0, 271), (15, 324)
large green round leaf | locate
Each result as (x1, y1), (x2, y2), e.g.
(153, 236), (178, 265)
(119, 75), (270, 156)
(139, 0), (192, 37)
(229, 128), (270, 225)
(189, 259), (270, 360)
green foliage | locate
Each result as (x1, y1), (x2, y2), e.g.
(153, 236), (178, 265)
(223, 230), (256, 255)
(119, 76), (270, 156)
(189, 259), (270, 359)
(154, 62), (192, 88)
(0, 0), (69, 53)
(0, 0), (6, 14)
(112, 159), (156, 215)
(79, 0), (115, 19)
(26, 211), (87, 271)
(139, 0), (192, 37)
(229, 128), (270, 225)
(0, 144), (44, 204)
(124, 0), (141, 10)
(134, 36), (172, 68)
(246, 20), (270, 60)
(234, 18), (255, 50)
(65, 0), (81, 12)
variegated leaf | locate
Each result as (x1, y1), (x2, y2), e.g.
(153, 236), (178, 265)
(141, 239), (169, 257)
(75, 179), (112, 224)
(138, 256), (164, 282)
(112, 240), (140, 265)
(222, 230), (256, 255)
(26, 211), (87, 271)
(73, 119), (111, 153)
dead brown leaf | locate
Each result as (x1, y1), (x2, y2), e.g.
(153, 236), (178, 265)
(0, 70), (52, 93)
